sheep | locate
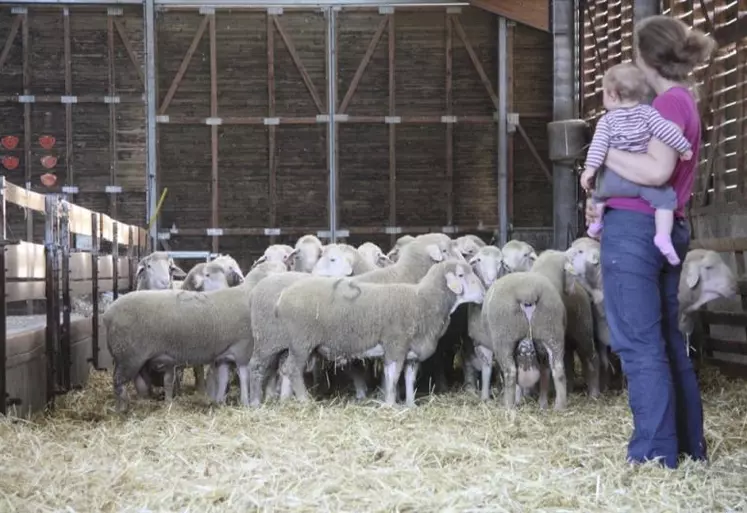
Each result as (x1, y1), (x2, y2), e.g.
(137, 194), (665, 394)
(513, 338), (542, 405)
(678, 249), (738, 346)
(177, 254), (246, 394)
(482, 271), (568, 409)
(103, 260), (287, 412)
(358, 242), (394, 268)
(462, 246), (508, 399)
(531, 250), (600, 399)
(313, 243), (377, 277)
(386, 234), (416, 263)
(254, 259), (485, 407)
(501, 240), (538, 273)
(252, 244), (295, 268)
(135, 251), (187, 291)
(287, 234), (324, 272)
(454, 234), (486, 260)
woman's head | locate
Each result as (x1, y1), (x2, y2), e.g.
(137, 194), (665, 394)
(634, 15), (717, 83)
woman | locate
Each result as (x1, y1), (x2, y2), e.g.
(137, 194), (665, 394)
(582, 15), (716, 469)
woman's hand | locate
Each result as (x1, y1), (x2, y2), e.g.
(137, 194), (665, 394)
(584, 197), (600, 238)
(580, 168), (595, 192)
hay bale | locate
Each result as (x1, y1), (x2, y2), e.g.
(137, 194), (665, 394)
(0, 368), (744, 511)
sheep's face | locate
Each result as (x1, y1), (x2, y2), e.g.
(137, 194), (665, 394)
(564, 245), (599, 278)
(387, 235), (415, 263)
(469, 246), (507, 288)
(501, 241), (537, 273)
(681, 250), (738, 312)
(444, 262), (485, 312)
(264, 245), (294, 265)
(289, 240), (322, 273)
(136, 256), (173, 290)
(455, 236), (485, 260)
(358, 243), (392, 268)
(312, 244), (353, 277)
(200, 263), (230, 292)
(214, 255), (244, 286)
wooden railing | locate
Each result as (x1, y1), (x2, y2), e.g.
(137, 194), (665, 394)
(688, 237), (747, 377)
(0, 177), (148, 414)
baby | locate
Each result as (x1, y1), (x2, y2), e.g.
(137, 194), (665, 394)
(581, 62), (693, 266)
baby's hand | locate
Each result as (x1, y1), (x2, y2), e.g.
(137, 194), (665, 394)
(580, 168), (595, 191)
(680, 149), (693, 161)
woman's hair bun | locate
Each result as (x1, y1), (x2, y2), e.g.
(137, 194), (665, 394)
(678, 29), (717, 66)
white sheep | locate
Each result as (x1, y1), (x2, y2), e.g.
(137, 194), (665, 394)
(358, 242), (394, 268)
(313, 243), (376, 277)
(135, 251), (187, 290)
(252, 244), (295, 268)
(501, 240), (538, 273)
(256, 259), (485, 407)
(481, 270), (568, 410)
(454, 234), (486, 260)
(386, 234), (416, 263)
(103, 260), (287, 412)
(287, 234), (324, 272)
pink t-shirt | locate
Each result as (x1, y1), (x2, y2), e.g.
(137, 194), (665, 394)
(606, 86), (701, 219)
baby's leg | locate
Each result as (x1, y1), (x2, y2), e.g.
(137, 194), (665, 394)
(653, 209), (680, 265)
(587, 201), (606, 238)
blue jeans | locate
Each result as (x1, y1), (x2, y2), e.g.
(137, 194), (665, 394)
(600, 208), (707, 468)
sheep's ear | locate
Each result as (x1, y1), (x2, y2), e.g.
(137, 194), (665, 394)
(563, 260), (577, 276)
(445, 271), (464, 294)
(528, 251), (538, 262)
(136, 264), (146, 279)
(286, 248), (300, 261)
(251, 255), (267, 269)
(193, 272), (205, 291)
(685, 263), (700, 289)
(427, 243), (444, 262)
(588, 250), (600, 265)
(377, 253), (393, 266)
(342, 258), (354, 277)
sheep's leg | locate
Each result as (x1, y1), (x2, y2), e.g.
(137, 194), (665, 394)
(546, 344), (568, 410)
(134, 373), (151, 399)
(462, 353), (478, 392)
(404, 361), (420, 407)
(538, 365), (551, 409)
(382, 359), (404, 406)
(113, 364), (131, 413)
(278, 373), (292, 400)
(248, 356), (267, 407)
(597, 344), (610, 394)
(213, 363), (231, 404)
(347, 362), (368, 400)
(493, 343), (517, 409)
(172, 367), (183, 397)
(563, 344), (576, 394)
(288, 349), (310, 402)
(204, 364), (219, 401)
(476, 345), (494, 401)
(237, 364), (250, 406)
(193, 365), (205, 394)
(163, 366), (176, 403)
(581, 348), (601, 399)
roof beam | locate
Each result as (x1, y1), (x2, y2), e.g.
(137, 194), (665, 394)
(469, 0), (549, 32)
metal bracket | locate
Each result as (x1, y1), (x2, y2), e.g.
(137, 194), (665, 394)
(267, 7), (283, 15)
(336, 229), (350, 238)
(156, 115), (170, 123)
(205, 117), (222, 125)
(507, 112), (520, 133)
(384, 226), (402, 235)
(379, 6), (394, 14)
(199, 6), (215, 15)
(104, 96), (121, 104)
(206, 228), (223, 237)
(11, 7), (27, 14)
(60, 95), (78, 104)
(335, 114), (349, 122)
(384, 116), (401, 124)
(264, 228), (281, 236)
(263, 117), (280, 126)
(18, 95), (35, 103)
(441, 115), (457, 124)
(105, 185), (123, 194)
(157, 232), (171, 240)
(61, 186), (79, 194)
(446, 6), (462, 13)
(316, 230), (331, 239)
(442, 226), (457, 234)
(316, 114), (330, 123)
(107, 7), (123, 16)
(63, 7), (69, 16)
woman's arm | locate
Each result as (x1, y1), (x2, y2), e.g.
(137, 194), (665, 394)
(604, 134), (680, 186)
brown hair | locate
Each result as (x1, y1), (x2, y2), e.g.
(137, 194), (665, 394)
(602, 62), (650, 102)
(635, 15), (717, 82)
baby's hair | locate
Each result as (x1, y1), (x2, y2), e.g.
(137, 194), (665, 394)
(602, 62), (650, 102)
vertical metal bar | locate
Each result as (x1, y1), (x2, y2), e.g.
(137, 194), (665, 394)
(90, 212), (100, 370)
(44, 195), (60, 407)
(127, 226), (134, 291)
(63, 8), (74, 193)
(326, 7), (337, 242)
(22, 13), (32, 316)
(0, 238), (6, 416)
(634, 0), (659, 22)
(112, 221), (119, 301)
(108, 14), (119, 223)
(60, 200), (71, 392)
(144, 0), (158, 248)
(209, 13), (219, 254)
(497, 16), (508, 247)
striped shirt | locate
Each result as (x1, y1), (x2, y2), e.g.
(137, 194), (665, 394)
(585, 103), (692, 171)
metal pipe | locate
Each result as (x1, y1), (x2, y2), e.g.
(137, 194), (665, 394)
(497, 15), (508, 247)
(60, 200), (71, 392)
(144, 0), (159, 250)
(327, 7), (337, 242)
(90, 212), (101, 371)
(634, 0), (659, 22)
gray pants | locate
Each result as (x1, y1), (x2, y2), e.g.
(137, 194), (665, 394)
(592, 165), (677, 210)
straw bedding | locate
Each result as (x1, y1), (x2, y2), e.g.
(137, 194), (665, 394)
(0, 366), (745, 512)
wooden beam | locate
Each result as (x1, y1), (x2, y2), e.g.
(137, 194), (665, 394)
(63, 9), (73, 189)
(339, 16), (388, 115)
(209, 14), (219, 254)
(468, 0), (549, 32)
(158, 15), (209, 116)
(0, 16), (21, 73)
(267, 12), (277, 244)
(108, 15), (119, 222)
(389, 14), (396, 248)
(272, 15), (325, 114)
(113, 19), (145, 87)
(712, 14), (747, 47)
(451, 17), (499, 109)
(516, 122), (552, 182)
(445, 13), (454, 227)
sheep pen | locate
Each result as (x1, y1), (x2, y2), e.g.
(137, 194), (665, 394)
(0, 366), (745, 512)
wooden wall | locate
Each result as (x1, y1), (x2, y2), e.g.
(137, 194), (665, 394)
(0, 5), (554, 271)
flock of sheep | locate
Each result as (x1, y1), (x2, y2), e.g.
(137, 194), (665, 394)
(101, 232), (738, 413)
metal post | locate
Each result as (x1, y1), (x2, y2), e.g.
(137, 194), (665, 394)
(497, 16), (508, 247)
(144, 0), (158, 249)
(60, 200), (71, 392)
(112, 222), (119, 301)
(89, 212), (101, 370)
(127, 226), (135, 291)
(552, 0), (578, 249)
(326, 7), (337, 242)
(44, 195), (60, 407)
(0, 239), (6, 416)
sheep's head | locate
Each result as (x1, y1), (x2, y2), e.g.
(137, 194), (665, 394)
(136, 252), (185, 290)
(212, 254), (244, 286)
(455, 235), (486, 260)
(288, 235), (324, 273)
(410, 233), (464, 264)
(358, 242), (393, 268)
(312, 244), (354, 277)
(437, 260), (486, 312)
(468, 246), (507, 288)
(386, 234), (415, 263)
(679, 249), (738, 314)
(252, 244), (294, 270)
(194, 261), (231, 291)
(501, 240), (537, 273)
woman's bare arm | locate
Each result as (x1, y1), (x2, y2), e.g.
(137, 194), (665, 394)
(603, 136), (680, 187)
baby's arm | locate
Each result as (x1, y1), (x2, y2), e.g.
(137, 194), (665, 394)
(644, 105), (693, 160)
(584, 115), (612, 173)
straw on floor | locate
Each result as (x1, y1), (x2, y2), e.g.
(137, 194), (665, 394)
(0, 366), (745, 512)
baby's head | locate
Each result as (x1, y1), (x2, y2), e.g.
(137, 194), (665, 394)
(602, 62), (650, 110)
